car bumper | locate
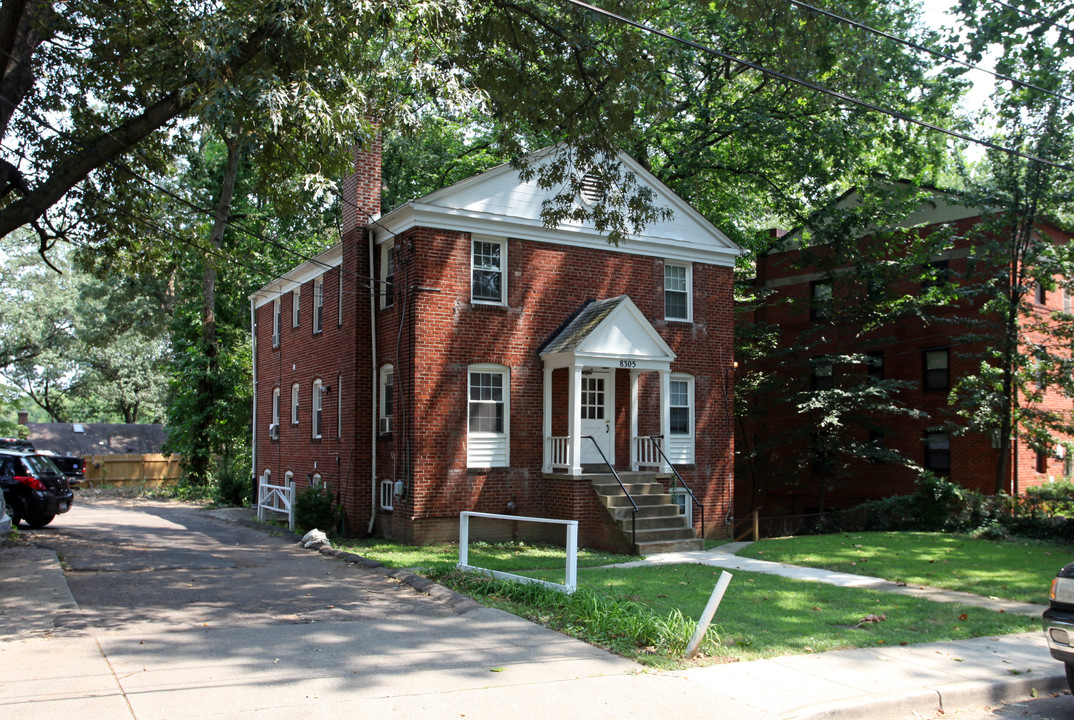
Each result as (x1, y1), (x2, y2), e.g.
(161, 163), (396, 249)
(1043, 607), (1074, 664)
(29, 489), (74, 516)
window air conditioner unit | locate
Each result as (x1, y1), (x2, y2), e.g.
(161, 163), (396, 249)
(379, 417), (392, 435)
(269, 423), (279, 440)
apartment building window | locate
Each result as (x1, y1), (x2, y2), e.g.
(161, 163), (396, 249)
(810, 280), (832, 321)
(271, 387), (280, 438)
(379, 365), (394, 435)
(1035, 282), (1047, 305)
(866, 351), (885, 379)
(472, 237), (506, 304)
(312, 379), (323, 439)
(291, 383), (300, 424)
(664, 262), (691, 321)
(1037, 449), (1048, 474)
(313, 276), (324, 333)
(923, 348), (950, 391)
(811, 358), (834, 391)
(467, 364), (509, 467)
(272, 298), (281, 347)
(292, 288), (300, 327)
(338, 267), (344, 326)
(381, 241), (395, 309)
(922, 260), (950, 292)
(924, 431), (951, 475)
(337, 374), (342, 439)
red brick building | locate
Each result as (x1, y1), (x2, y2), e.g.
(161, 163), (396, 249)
(250, 143), (742, 553)
(739, 190), (1074, 518)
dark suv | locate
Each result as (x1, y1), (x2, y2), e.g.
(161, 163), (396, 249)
(0, 451), (74, 528)
(1043, 562), (1074, 692)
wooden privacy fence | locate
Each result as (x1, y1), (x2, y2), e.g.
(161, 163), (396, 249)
(82, 454), (183, 486)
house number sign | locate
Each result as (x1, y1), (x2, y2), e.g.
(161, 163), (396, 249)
(619, 360), (637, 368)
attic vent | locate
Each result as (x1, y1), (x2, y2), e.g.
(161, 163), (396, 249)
(580, 172), (606, 204)
(72, 423), (85, 433)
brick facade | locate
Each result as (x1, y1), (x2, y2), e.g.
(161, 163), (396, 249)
(253, 145), (739, 549)
(739, 212), (1074, 518)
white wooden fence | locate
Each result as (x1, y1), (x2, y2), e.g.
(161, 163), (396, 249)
(257, 476), (294, 531)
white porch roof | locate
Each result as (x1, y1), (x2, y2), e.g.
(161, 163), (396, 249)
(539, 296), (676, 371)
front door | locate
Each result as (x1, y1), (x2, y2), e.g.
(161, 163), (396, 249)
(580, 370), (614, 466)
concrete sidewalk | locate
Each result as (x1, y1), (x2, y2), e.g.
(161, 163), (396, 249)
(3, 506), (1067, 720)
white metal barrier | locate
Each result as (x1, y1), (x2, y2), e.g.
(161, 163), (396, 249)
(457, 511), (578, 594)
(257, 478), (295, 531)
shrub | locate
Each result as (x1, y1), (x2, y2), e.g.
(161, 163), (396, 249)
(293, 483), (340, 534)
(215, 461), (250, 507)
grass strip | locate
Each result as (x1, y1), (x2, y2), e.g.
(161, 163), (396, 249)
(334, 538), (637, 573)
(737, 531), (1070, 603)
(439, 563), (1037, 666)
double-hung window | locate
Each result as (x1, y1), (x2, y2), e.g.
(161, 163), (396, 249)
(471, 237), (506, 304)
(923, 348), (949, 391)
(467, 364), (509, 467)
(668, 374), (695, 464)
(664, 262), (691, 321)
(272, 298), (281, 347)
(291, 383), (300, 424)
(812, 358), (834, 391)
(312, 379), (323, 439)
(271, 387), (280, 438)
(811, 280), (832, 321)
(379, 365), (394, 435)
(292, 288), (300, 327)
(381, 241), (395, 309)
(924, 431), (951, 475)
(313, 276), (324, 333)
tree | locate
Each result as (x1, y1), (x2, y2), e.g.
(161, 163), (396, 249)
(947, 0), (1074, 494)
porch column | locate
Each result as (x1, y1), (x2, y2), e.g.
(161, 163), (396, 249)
(659, 368), (671, 473)
(542, 366), (553, 473)
(629, 370), (641, 470)
(568, 364), (584, 476)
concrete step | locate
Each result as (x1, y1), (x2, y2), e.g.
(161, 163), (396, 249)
(635, 537), (705, 555)
(590, 481), (667, 497)
(632, 526), (698, 543)
(620, 514), (691, 531)
(602, 493), (675, 509)
(610, 504), (683, 523)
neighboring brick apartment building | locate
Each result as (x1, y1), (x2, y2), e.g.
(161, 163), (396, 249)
(250, 142), (742, 552)
(739, 189), (1074, 518)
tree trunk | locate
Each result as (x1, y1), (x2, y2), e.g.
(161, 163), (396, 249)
(188, 133), (241, 484)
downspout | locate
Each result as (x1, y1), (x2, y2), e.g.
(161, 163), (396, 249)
(368, 229), (379, 534)
(250, 298), (257, 502)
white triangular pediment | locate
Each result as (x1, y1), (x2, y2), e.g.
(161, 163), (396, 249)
(376, 147), (742, 267)
(541, 296), (675, 371)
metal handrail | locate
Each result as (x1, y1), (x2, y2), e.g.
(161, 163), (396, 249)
(648, 435), (705, 541)
(582, 435), (638, 555)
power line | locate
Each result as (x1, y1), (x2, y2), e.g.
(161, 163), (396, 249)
(987, 0), (1074, 36)
(561, 0), (1074, 172)
(784, 0), (1074, 105)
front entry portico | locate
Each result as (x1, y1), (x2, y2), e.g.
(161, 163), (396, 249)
(540, 296), (677, 476)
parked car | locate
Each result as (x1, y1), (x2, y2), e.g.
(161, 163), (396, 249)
(0, 451), (74, 528)
(0, 437), (35, 452)
(39, 451), (85, 484)
(1043, 562), (1074, 692)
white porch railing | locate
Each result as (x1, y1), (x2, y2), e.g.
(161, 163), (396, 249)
(257, 478), (295, 531)
(632, 435), (662, 470)
(546, 436), (571, 472)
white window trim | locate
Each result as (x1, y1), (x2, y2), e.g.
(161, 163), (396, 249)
(337, 373), (342, 439)
(380, 240), (395, 309)
(380, 479), (394, 511)
(313, 276), (324, 333)
(471, 236), (507, 306)
(272, 298), (281, 347)
(292, 288), (301, 327)
(312, 379), (323, 439)
(467, 363), (510, 468)
(291, 383), (300, 424)
(272, 387), (280, 427)
(670, 487), (693, 528)
(379, 364), (394, 435)
(664, 261), (692, 322)
(337, 267), (344, 326)
(284, 470), (293, 487)
(668, 373), (695, 464)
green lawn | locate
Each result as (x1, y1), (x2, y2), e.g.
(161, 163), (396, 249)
(736, 531), (1072, 603)
(334, 538), (637, 573)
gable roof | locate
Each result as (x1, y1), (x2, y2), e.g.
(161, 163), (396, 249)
(375, 146), (743, 267)
(540, 295), (676, 371)
(27, 423), (169, 456)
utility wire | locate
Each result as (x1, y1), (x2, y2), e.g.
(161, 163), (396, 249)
(784, 0), (1074, 105)
(987, 0), (1074, 36)
(561, 0), (1074, 172)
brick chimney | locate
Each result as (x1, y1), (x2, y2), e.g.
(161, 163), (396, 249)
(340, 128), (382, 235)
(17, 410), (28, 426)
